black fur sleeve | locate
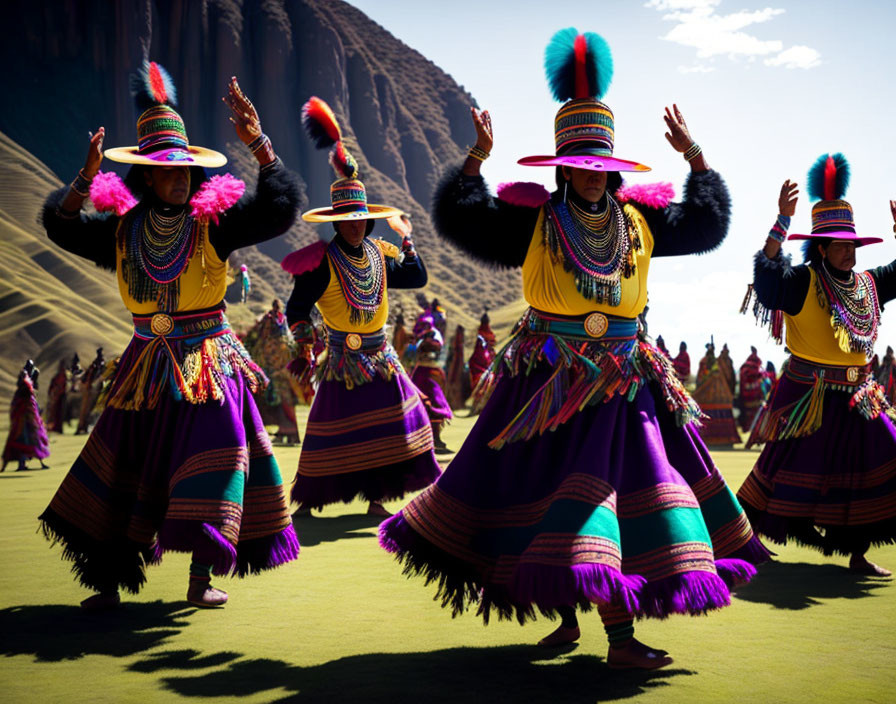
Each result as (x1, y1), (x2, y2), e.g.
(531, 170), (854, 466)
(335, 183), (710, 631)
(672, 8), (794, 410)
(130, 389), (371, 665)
(209, 159), (303, 260)
(869, 258), (896, 306)
(42, 187), (118, 271)
(386, 254), (428, 289)
(752, 250), (810, 316)
(432, 165), (539, 269)
(285, 257), (330, 330)
(641, 170), (732, 258)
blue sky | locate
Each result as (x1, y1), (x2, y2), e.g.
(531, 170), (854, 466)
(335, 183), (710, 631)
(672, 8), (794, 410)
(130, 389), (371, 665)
(348, 0), (896, 368)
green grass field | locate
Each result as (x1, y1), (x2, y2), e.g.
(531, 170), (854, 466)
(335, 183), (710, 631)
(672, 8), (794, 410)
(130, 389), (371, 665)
(1, 411), (894, 704)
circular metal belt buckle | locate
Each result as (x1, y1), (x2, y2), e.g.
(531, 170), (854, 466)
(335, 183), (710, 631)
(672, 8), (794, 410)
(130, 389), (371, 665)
(345, 333), (362, 351)
(583, 312), (609, 339)
(846, 366), (859, 383)
(150, 313), (174, 337)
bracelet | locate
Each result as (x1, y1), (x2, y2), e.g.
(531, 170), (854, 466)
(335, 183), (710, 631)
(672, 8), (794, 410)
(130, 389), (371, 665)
(683, 143), (702, 162)
(768, 214), (791, 242)
(247, 133), (269, 152)
(259, 156), (281, 174)
(70, 169), (93, 197)
(468, 145), (490, 162)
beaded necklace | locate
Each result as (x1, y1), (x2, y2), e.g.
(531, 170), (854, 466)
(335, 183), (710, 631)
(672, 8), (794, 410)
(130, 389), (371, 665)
(543, 193), (636, 305)
(328, 238), (385, 324)
(124, 205), (197, 311)
(815, 262), (880, 356)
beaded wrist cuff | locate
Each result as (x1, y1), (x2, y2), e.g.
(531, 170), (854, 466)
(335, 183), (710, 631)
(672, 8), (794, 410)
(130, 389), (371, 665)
(683, 143), (702, 162)
(70, 169), (93, 197)
(468, 145), (490, 162)
(768, 214), (790, 242)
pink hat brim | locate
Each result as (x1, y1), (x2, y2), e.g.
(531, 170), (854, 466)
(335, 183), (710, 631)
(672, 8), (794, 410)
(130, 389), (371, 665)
(518, 154), (651, 173)
(787, 231), (883, 246)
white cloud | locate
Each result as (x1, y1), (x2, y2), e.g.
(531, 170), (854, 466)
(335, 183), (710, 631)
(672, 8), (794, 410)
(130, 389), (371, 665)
(646, 0), (821, 70)
(764, 45), (822, 69)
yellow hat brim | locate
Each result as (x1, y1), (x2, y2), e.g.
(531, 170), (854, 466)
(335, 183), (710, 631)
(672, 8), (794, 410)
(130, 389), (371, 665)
(302, 204), (403, 223)
(103, 145), (227, 168)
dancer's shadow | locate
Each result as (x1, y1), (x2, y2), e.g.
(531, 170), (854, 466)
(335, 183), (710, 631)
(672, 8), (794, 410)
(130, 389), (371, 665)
(0, 601), (194, 661)
(734, 560), (892, 610)
(291, 512), (384, 548)
(155, 644), (696, 703)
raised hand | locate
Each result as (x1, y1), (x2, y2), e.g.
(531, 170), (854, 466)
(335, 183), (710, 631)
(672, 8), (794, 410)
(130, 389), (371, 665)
(663, 104), (693, 153)
(890, 199), (895, 226)
(84, 127), (105, 177)
(471, 107), (493, 153)
(223, 77), (262, 145)
(779, 180), (799, 217)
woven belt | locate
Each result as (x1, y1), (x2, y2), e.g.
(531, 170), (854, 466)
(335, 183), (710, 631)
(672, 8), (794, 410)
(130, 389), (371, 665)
(133, 308), (229, 342)
(526, 308), (638, 340)
(326, 326), (386, 352)
(786, 356), (871, 386)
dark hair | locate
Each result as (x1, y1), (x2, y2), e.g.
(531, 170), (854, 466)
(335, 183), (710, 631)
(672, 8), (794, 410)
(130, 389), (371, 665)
(554, 166), (623, 196)
(802, 237), (832, 266)
(124, 165), (209, 201)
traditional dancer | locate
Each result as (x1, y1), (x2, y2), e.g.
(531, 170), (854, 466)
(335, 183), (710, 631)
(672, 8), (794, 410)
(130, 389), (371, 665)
(468, 310), (498, 413)
(878, 345), (896, 403)
(381, 29), (768, 669)
(237, 264), (251, 304)
(411, 311), (454, 454)
(39, 62), (301, 609)
(737, 346), (764, 432)
(391, 307), (413, 366)
(693, 341), (741, 446)
(655, 335), (670, 358)
(739, 158), (896, 576)
(444, 324), (470, 411)
(718, 343), (736, 395)
(243, 299), (309, 444)
(45, 359), (68, 433)
(2, 360), (50, 472)
(75, 347), (106, 435)
(283, 97), (441, 517)
(672, 341), (691, 384)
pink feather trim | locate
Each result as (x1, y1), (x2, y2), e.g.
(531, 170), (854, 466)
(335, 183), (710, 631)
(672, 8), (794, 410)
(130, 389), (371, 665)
(496, 182), (551, 208)
(281, 240), (328, 275)
(89, 171), (137, 216)
(615, 181), (675, 209)
(189, 174), (246, 225)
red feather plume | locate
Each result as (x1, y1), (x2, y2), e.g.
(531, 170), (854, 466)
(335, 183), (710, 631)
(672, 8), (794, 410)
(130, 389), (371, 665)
(148, 62), (168, 104)
(302, 97), (342, 149)
(573, 34), (588, 99)
(823, 155), (836, 201)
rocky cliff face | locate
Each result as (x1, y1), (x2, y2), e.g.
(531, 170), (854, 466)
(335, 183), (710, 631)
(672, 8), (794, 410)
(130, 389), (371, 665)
(0, 0), (521, 340)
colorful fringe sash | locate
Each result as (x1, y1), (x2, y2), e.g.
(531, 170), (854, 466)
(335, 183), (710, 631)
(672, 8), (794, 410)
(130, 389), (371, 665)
(475, 309), (703, 448)
(316, 327), (404, 390)
(746, 356), (896, 448)
(99, 307), (267, 411)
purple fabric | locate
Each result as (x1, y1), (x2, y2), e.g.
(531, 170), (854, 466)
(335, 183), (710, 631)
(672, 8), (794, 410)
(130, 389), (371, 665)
(381, 360), (768, 623)
(738, 372), (896, 555)
(40, 370), (298, 592)
(3, 383), (50, 462)
(411, 366), (453, 422)
(292, 370), (441, 509)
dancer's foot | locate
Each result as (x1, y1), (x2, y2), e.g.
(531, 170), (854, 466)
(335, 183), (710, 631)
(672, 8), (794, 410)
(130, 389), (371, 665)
(16, 460), (27, 471)
(81, 591), (120, 610)
(39, 461), (49, 469)
(538, 624), (580, 647)
(849, 555), (892, 577)
(607, 638), (673, 670)
(187, 580), (228, 607)
(367, 502), (392, 517)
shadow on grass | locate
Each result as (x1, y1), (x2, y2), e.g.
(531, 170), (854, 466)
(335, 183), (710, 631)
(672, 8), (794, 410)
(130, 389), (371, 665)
(291, 512), (384, 548)
(156, 645), (696, 703)
(0, 601), (194, 661)
(734, 560), (892, 610)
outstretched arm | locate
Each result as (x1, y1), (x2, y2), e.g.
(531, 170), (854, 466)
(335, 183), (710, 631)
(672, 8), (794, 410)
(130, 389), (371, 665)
(868, 199), (896, 305)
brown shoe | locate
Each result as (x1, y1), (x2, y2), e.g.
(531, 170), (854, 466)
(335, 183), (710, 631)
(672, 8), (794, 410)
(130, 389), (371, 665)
(187, 579), (228, 608)
(537, 625), (580, 647)
(849, 556), (892, 577)
(607, 638), (673, 670)
(367, 502), (392, 517)
(81, 592), (121, 610)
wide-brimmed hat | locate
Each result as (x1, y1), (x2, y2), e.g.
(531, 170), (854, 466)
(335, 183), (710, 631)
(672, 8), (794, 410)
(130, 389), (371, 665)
(300, 97), (401, 223)
(518, 28), (650, 174)
(788, 153), (883, 246)
(104, 61), (226, 168)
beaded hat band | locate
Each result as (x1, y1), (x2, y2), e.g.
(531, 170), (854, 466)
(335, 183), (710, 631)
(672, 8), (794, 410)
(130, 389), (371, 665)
(302, 176), (401, 222)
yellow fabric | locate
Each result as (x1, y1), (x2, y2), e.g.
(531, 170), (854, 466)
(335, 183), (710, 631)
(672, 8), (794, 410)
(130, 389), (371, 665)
(784, 267), (868, 365)
(316, 238), (396, 333)
(117, 220), (227, 314)
(521, 203), (653, 317)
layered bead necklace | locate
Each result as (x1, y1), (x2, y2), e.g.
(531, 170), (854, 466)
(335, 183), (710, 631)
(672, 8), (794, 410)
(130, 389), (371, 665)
(816, 261), (880, 356)
(328, 238), (385, 324)
(544, 192), (635, 306)
(124, 205), (197, 311)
